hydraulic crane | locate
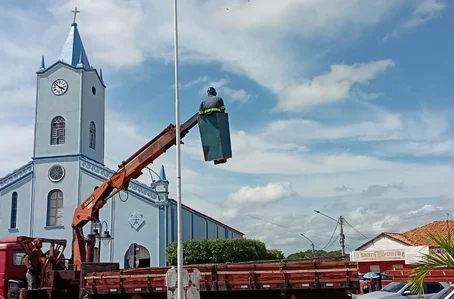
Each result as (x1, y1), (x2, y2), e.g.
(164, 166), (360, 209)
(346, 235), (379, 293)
(71, 113), (200, 271)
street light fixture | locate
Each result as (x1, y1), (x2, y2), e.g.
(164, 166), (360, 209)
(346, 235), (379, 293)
(93, 220), (113, 261)
(299, 233), (316, 257)
(314, 210), (338, 223)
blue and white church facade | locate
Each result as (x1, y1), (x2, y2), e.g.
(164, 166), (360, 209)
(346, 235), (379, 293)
(0, 21), (243, 268)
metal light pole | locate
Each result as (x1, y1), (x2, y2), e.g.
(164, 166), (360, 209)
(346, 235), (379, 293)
(299, 233), (316, 257)
(173, 0), (184, 298)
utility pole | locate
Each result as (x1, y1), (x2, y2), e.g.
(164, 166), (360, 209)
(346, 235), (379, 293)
(314, 211), (346, 256)
(339, 216), (346, 256)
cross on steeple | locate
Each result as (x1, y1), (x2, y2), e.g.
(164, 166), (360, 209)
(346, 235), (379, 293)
(71, 7), (80, 24)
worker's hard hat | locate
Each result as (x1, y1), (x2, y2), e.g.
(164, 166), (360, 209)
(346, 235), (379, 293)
(207, 86), (217, 96)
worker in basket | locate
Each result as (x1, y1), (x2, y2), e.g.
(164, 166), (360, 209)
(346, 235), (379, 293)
(198, 86), (226, 116)
(198, 86), (228, 165)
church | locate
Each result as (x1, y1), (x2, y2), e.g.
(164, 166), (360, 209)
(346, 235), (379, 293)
(0, 19), (243, 268)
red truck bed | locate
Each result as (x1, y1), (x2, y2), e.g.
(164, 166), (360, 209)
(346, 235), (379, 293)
(386, 268), (454, 282)
(80, 259), (359, 296)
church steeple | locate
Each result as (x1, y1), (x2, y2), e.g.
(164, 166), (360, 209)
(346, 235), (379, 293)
(58, 10), (90, 68)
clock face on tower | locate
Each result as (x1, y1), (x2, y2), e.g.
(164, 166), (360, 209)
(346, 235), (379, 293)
(51, 79), (68, 96)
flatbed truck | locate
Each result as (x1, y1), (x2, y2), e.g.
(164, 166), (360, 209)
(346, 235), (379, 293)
(0, 237), (359, 299)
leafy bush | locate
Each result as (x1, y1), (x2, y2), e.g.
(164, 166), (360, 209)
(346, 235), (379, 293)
(166, 238), (282, 265)
(287, 249), (341, 259)
(266, 249), (285, 260)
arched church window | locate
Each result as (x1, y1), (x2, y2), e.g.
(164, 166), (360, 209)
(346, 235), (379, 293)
(51, 116), (66, 145)
(10, 192), (18, 229)
(47, 189), (63, 226)
(89, 121), (96, 150)
(123, 244), (151, 268)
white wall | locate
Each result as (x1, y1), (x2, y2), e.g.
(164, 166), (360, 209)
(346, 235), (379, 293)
(360, 235), (411, 251)
(34, 64), (83, 158)
(0, 174), (32, 236)
(80, 70), (105, 164)
(32, 158), (80, 242)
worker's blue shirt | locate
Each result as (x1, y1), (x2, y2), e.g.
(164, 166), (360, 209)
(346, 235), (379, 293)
(199, 95), (225, 115)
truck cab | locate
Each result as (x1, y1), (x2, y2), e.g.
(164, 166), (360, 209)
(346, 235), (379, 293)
(0, 237), (27, 299)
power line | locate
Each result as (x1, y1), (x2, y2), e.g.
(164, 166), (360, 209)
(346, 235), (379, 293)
(400, 208), (450, 220)
(343, 218), (369, 240)
(321, 221), (339, 250)
(325, 235), (340, 250)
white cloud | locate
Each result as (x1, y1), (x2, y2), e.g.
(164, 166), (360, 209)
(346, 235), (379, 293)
(180, 76), (208, 89)
(226, 182), (295, 208)
(0, 0), (452, 255)
(277, 60), (395, 112)
(380, 140), (454, 157)
(384, 0), (446, 40)
(44, 0), (406, 94)
(353, 88), (385, 101)
(199, 78), (252, 104)
(408, 204), (443, 215)
(179, 76), (252, 104)
(264, 112), (403, 142)
(224, 196), (451, 254)
(0, 124), (34, 176)
(254, 108), (450, 150)
(360, 183), (404, 198)
(180, 107), (451, 176)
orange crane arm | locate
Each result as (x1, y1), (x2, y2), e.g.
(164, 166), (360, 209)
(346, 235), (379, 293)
(71, 113), (199, 270)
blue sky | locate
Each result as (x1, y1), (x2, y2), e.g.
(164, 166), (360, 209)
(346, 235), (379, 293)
(1, 0), (454, 255)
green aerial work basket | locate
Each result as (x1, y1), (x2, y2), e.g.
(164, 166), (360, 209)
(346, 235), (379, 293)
(197, 113), (233, 164)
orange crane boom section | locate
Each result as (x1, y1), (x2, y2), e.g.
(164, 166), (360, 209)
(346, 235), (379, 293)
(71, 113), (199, 270)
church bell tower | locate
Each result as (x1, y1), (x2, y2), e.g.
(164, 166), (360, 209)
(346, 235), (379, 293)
(29, 11), (107, 231)
(33, 14), (106, 165)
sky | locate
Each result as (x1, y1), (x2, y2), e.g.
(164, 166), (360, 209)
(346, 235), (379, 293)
(1, 0), (454, 256)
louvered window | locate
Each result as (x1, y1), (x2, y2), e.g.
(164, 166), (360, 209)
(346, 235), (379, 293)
(10, 192), (18, 229)
(89, 121), (96, 149)
(50, 116), (65, 145)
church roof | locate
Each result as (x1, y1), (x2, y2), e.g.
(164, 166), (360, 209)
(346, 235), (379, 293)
(58, 22), (90, 68)
(0, 161), (33, 191)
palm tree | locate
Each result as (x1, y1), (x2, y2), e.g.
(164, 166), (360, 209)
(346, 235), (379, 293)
(408, 233), (454, 294)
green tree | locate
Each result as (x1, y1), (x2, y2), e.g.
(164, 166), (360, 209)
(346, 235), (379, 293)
(266, 249), (285, 259)
(287, 249), (341, 259)
(408, 233), (454, 294)
(166, 238), (282, 265)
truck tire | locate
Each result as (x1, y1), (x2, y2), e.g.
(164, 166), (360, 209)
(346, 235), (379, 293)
(7, 288), (18, 299)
